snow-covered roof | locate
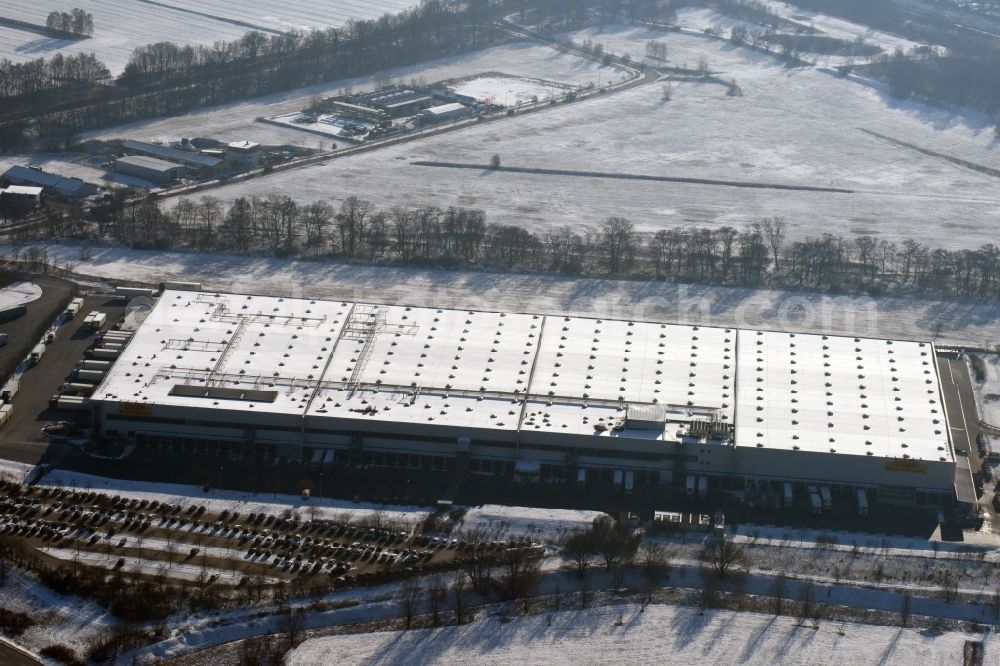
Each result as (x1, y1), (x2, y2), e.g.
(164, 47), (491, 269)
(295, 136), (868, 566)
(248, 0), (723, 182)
(1, 185), (43, 196)
(422, 102), (466, 115)
(91, 290), (951, 462)
(116, 155), (185, 174)
(122, 140), (222, 168)
(736, 331), (949, 462)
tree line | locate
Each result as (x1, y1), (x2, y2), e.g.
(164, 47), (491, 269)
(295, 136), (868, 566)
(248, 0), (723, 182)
(46, 9), (94, 37)
(866, 48), (1000, 122)
(22, 191), (991, 301)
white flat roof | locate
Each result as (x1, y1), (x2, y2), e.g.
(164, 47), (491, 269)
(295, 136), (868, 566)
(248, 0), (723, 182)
(92, 290), (951, 462)
(736, 331), (949, 461)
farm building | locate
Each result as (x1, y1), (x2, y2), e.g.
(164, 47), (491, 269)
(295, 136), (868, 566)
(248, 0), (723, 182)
(121, 140), (223, 173)
(114, 155), (186, 184)
(417, 102), (469, 123)
(226, 141), (263, 169)
(88, 290), (962, 510)
(2, 165), (99, 200)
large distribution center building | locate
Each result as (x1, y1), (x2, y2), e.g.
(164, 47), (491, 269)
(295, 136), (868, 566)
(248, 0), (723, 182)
(90, 290), (960, 509)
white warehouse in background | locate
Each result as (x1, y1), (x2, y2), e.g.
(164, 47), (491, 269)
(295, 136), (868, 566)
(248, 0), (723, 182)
(87, 290), (960, 508)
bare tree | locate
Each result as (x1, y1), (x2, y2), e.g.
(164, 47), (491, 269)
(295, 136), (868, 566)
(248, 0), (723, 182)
(428, 576), (446, 627)
(400, 580), (421, 629)
(701, 537), (745, 580)
(561, 529), (595, 578)
(462, 529), (496, 595)
(451, 576), (469, 625)
(640, 543), (670, 606)
(761, 216), (786, 272)
(600, 217), (636, 276)
(771, 572), (788, 615)
(281, 604), (305, 647)
(591, 515), (641, 572)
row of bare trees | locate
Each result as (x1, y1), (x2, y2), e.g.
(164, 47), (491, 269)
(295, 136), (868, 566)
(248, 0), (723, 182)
(72, 194), (994, 299)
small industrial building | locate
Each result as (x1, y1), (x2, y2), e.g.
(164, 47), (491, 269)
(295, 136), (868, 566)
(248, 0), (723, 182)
(121, 140), (223, 174)
(114, 155), (186, 184)
(2, 165), (99, 200)
(0, 185), (43, 204)
(89, 290), (963, 510)
(417, 103), (469, 124)
(226, 141), (263, 169)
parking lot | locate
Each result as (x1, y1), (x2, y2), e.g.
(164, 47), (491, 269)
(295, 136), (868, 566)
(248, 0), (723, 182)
(0, 478), (491, 589)
(0, 294), (126, 463)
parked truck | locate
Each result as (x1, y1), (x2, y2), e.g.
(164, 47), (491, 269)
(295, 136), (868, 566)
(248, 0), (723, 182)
(809, 492), (822, 515)
(0, 404), (12, 427)
(53, 395), (88, 411)
(76, 369), (106, 383)
(28, 344), (45, 366)
(856, 488), (869, 517)
(64, 297), (84, 318)
(115, 286), (157, 299)
(83, 311), (106, 331)
(820, 486), (833, 511)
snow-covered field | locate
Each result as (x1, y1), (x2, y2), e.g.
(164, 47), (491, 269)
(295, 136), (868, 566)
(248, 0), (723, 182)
(287, 602), (995, 665)
(193, 24), (1000, 249)
(0, 569), (115, 655)
(758, 0), (931, 54)
(970, 353), (1000, 427)
(0, 0), (419, 73)
(670, 6), (935, 67)
(7, 242), (1000, 349)
(81, 41), (614, 149)
(449, 75), (570, 106)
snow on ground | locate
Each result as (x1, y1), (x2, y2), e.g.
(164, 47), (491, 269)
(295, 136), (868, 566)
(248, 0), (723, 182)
(758, 0), (931, 54)
(458, 505), (604, 540)
(0, 569), (115, 654)
(81, 41), (613, 149)
(449, 75), (569, 106)
(7, 242), (1000, 349)
(0, 458), (34, 484)
(970, 353), (1000, 427)
(40, 468), (430, 525)
(0, 0), (249, 73)
(287, 602), (995, 666)
(39, 546), (283, 585)
(0, 0), (419, 73)
(669, 6), (936, 67)
(0, 281), (42, 312)
(196, 25), (1000, 250)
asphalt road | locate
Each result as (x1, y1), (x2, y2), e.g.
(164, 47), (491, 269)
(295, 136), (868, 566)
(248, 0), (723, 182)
(938, 355), (982, 465)
(0, 640), (41, 666)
